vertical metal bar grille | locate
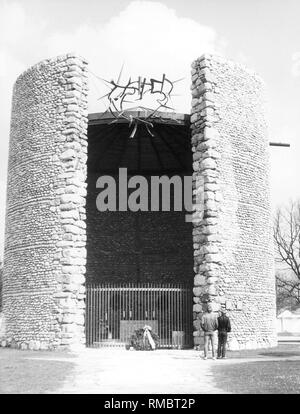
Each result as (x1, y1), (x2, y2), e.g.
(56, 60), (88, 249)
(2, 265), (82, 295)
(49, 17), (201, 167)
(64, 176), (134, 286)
(85, 283), (193, 349)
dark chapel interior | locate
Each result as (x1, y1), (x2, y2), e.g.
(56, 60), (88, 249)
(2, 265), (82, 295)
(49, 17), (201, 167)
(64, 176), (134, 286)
(85, 112), (194, 287)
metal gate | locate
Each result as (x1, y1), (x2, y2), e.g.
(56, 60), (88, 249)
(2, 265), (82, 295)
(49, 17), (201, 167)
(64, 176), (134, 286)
(86, 283), (193, 348)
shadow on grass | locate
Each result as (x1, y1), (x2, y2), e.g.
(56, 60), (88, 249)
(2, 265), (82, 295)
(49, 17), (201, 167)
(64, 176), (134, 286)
(0, 349), (75, 394)
(212, 360), (300, 394)
(259, 344), (300, 358)
(224, 344), (300, 360)
(259, 351), (300, 358)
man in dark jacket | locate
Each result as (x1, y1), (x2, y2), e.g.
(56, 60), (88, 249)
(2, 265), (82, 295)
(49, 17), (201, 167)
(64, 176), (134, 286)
(217, 310), (231, 359)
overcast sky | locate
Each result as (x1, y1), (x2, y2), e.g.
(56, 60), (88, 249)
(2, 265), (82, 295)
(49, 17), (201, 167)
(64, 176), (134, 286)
(0, 0), (299, 254)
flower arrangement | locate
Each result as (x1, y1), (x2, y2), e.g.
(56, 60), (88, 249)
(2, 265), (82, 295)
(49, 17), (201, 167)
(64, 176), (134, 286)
(126, 325), (159, 351)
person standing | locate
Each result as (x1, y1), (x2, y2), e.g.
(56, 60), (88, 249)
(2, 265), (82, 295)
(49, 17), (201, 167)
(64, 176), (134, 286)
(217, 310), (231, 359)
(200, 303), (218, 360)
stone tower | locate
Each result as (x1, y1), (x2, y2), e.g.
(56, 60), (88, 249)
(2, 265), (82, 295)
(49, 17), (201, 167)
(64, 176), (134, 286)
(190, 55), (277, 350)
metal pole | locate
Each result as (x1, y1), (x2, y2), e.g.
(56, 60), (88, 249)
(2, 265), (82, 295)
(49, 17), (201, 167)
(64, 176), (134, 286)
(269, 142), (290, 147)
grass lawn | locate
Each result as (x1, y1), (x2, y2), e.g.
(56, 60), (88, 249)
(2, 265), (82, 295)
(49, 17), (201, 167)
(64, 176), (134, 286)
(212, 344), (300, 394)
(0, 349), (75, 394)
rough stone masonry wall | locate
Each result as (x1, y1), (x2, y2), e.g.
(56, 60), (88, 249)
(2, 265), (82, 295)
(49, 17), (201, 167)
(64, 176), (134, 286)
(1, 55), (88, 350)
(191, 54), (277, 350)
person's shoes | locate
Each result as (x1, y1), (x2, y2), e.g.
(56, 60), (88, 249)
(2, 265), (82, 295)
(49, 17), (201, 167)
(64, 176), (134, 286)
(222, 356), (226, 359)
(212, 357), (216, 360)
(217, 356), (222, 359)
(203, 356), (207, 360)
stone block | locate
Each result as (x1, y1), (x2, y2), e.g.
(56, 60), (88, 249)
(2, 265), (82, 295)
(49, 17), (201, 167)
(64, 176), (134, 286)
(236, 301), (243, 310)
(200, 158), (216, 170)
(60, 149), (76, 161)
(194, 274), (206, 286)
(60, 194), (85, 205)
(193, 304), (202, 313)
(193, 286), (202, 297)
(203, 127), (219, 141)
(193, 336), (203, 346)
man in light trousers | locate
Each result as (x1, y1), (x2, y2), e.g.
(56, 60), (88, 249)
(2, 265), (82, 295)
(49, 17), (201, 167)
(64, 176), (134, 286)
(200, 303), (218, 360)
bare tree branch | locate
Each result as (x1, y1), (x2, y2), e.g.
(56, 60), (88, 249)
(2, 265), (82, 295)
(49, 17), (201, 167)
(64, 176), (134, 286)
(274, 201), (300, 311)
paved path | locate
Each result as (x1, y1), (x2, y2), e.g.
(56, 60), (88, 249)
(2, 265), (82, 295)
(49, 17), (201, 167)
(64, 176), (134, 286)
(54, 349), (225, 394)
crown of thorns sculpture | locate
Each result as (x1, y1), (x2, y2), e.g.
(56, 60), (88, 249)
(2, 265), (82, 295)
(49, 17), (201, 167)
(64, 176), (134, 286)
(92, 66), (183, 138)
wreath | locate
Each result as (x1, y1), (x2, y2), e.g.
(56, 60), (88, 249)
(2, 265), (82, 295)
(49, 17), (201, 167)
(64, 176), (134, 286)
(126, 325), (159, 351)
